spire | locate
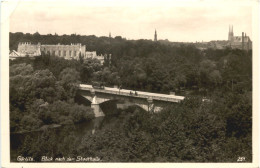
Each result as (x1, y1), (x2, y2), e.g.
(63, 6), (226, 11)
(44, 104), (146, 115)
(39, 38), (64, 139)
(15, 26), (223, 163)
(228, 25), (234, 41)
(109, 32), (111, 38)
(154, 29), (157, 41)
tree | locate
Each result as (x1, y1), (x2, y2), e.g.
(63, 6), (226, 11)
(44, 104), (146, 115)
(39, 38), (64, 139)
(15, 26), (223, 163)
(59, 68), (80, 99)
(209, 70), (222, 86)
(80, 58), (102, 83)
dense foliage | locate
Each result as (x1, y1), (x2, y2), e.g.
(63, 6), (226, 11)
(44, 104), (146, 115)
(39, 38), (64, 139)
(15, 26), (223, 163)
(77, 96), (251, 162)
(10, 32), (252, 95)
(10, 32), (252, 162)
(10, 63), (94, 133)
(15, 96), (251, 162)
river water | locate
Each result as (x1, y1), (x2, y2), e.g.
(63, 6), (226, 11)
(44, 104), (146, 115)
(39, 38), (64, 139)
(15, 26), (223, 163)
(10, 116), (112, 162)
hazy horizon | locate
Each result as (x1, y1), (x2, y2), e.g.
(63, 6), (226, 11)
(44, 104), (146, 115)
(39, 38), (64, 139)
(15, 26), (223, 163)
(9, 30), (244, 43)
(9, 0), (252, 42)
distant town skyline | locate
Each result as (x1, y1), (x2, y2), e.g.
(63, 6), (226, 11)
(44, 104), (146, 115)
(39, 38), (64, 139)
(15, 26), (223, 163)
(9, 0), (252, 42)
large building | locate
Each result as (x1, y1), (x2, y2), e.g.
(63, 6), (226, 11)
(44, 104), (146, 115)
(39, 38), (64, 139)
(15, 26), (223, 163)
(228, 25), (252, 51)
(17, 42), (86, 59)
(194, 26), (252, 51)
(14, 42), (106, 64)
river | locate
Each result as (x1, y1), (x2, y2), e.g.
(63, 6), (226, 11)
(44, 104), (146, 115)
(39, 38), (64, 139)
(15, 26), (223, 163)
(10, 115), (117, 162)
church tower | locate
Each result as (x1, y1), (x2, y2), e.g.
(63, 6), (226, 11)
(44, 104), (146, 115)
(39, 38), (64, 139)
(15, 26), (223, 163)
(228, 25), (234, 41)
(154, 29), (157, 41)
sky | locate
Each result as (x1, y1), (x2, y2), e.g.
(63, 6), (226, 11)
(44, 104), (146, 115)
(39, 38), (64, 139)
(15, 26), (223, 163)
(8, 0), (253, 42)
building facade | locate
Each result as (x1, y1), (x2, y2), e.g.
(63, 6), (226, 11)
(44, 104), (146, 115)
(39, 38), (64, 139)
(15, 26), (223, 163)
(15, 42), (108, 64)
(195, 26), (252, 51)
(17, 42), (86, 59)
(40, 43), (86, 59)
(85, 51), (98, 58)
(85, 51), (105, 65)
(17, 42), (41, 57)
(228, 25), (252, 50)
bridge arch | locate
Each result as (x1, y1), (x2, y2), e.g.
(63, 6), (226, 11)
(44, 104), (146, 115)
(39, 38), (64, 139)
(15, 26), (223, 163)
(80, 95), (149, 112)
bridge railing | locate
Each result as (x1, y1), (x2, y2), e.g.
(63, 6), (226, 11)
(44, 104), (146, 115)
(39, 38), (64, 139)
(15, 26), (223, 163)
(79, 86), (184, 102)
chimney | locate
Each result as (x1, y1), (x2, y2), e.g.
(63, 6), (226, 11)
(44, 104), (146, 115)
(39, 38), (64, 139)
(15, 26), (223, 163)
(245, 33), (248, 51)
(242, 32), (244, 50)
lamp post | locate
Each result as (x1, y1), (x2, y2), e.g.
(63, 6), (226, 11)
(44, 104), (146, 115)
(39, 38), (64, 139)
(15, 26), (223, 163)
(117, 76), (121, 94)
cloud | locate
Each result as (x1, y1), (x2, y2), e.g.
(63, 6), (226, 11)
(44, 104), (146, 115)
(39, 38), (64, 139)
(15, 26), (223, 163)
(9, 0), (252, 42)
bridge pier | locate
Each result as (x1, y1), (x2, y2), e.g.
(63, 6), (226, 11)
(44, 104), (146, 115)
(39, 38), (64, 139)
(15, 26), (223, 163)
(91, 103), (105, 117)
(90, 90), (105, 117)
(147, 97), (154, 113)
(117, 103), (129, 110)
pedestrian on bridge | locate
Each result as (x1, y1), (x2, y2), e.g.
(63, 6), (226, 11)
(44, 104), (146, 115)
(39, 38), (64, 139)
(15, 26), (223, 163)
(119, 85), (122, 94)
(135, 91), (138, 96)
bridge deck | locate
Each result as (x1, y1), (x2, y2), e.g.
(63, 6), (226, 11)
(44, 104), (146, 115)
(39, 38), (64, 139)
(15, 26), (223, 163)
(79, 84), (185, 102)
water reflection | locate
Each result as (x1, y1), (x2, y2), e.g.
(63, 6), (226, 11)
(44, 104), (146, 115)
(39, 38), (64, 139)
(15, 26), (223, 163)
(10, 116), (106, 161)
(74, 116), (104, 136)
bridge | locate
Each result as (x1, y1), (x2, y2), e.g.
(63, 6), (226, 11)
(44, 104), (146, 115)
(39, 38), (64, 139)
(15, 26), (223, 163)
(79, 84), (185, 117)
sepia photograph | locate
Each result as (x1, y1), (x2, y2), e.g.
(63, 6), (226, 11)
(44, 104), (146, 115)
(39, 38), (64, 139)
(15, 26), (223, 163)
(1, 0), (259, 167)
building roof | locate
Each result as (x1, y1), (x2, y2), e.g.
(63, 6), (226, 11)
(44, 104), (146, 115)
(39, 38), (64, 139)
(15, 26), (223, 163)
(9, 50), (20, 57)
(233, 36), (251, 43)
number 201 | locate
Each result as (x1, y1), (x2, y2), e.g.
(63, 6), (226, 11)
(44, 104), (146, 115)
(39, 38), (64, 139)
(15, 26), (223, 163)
(237, 157), (245, 162)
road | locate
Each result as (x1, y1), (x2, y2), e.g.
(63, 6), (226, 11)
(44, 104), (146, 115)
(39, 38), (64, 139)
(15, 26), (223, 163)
(79, 84), (185, 102)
